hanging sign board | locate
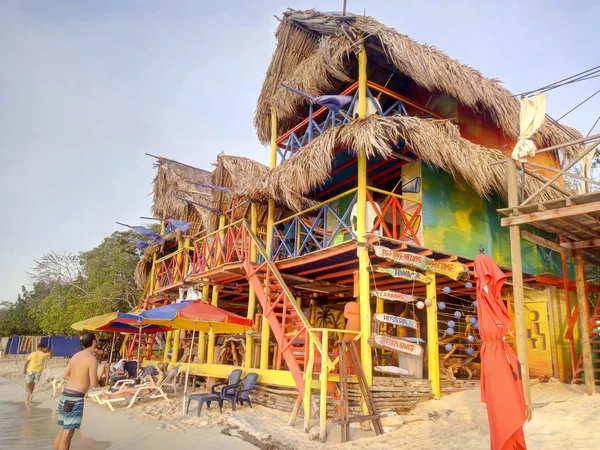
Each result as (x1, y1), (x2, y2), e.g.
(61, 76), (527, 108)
(371, 290), (416, 303)
(374, 313), (417, 330)
(373, 246), (469, 281)
(368, 334), (423, 356)
(375, 266), (432, 284)
(374, 366), (410, 376)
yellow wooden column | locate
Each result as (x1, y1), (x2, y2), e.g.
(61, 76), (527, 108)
(197, 332), (206, 364)
(171, 329), (181, 364)
(182, 236), (191, 277)
(163, 331), (173, 362)
(356, 43), (373, 386)
(425, 272), (440, 399)
(260, 108), (278, 370)
(207, 214), (227, 366)
(245, 203), (258, 369)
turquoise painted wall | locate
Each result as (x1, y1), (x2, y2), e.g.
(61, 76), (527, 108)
(421, 165), (561, 275)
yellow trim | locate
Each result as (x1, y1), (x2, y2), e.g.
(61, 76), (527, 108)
(367, 186), (422, 205)
(197, 331), (206, 364)
(272, 188), (359, 226)
(426, 271), (440, 399)
(163, 331), (172, 362)
(303, 338), (315, 432)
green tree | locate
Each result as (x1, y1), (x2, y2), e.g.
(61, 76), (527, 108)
(0, 230), (144, 336)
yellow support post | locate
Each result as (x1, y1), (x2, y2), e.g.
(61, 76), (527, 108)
(163, 331), (172, 362)
(197, 331), (206, 365)
(261, 107), (278, 370)
(171, 329), (181, 364)
(207, 214), (227, 366)
(202, 281), (210, 301)
(425, 272), (440, 399)
(319, 330), (329, 442)
(182, 236), (191, 278)
(356, 43), (373, 387)
(303, 341), (315, 433)
(245, 203), (259, 369)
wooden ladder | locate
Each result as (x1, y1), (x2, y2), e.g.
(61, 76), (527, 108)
(336, 340), (383, 443)
(572, 297), (600, 384)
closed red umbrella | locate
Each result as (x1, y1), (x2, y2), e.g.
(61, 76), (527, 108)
(474, 253), (527, 450)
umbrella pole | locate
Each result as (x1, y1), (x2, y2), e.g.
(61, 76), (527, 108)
(109, 333), (116, 364)
(182, 322), (197, 415)
(137, 327), (142, 374)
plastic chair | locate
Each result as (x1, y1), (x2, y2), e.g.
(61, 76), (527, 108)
(186, 369), (242, 416)
(219, 372), (259, 412)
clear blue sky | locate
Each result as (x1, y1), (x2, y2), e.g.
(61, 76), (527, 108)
(1, 0), (599, 301)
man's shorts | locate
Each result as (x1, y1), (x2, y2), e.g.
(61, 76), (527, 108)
(25, 371), (42, 384)
(57, 389), (85, 430)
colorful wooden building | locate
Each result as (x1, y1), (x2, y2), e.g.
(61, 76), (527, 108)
(130, 10), (598, 439)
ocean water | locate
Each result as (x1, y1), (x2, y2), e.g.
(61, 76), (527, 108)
(0, 382), (110, 450)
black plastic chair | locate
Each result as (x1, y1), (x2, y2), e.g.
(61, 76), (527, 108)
(219, 372), (258, 412)
(186, 369), (242, 416)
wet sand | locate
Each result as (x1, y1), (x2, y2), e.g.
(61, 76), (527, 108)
(0, 380), (257, 449)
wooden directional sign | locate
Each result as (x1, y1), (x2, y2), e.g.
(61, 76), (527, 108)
(374, 366), (410, 376)
(368, 334), (423, 356)
(374, 313), (417, 330)
(375, 266), (432, 284)
(371, 290), (416, 303)
(373, 245), (469, 281)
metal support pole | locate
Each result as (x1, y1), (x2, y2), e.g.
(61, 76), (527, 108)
(506, 158), (532, 420)
(207, 214), (226, 366)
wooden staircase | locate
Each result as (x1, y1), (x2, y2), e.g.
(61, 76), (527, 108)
(572, 298), (600, 384)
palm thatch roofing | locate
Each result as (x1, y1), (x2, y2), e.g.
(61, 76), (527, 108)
(240, 114), (572, 212)
(211, 154), (304, 230)
(151, 156), (214, 236)
(255, 9), (582, 157)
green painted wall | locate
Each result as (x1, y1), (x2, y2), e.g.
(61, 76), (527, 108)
(421, 165), (561, 275)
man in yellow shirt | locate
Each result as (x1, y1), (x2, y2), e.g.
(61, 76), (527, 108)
(24, 343), (53, 404)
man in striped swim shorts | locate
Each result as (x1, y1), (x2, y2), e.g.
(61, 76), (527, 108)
(55, 332), (98, 450)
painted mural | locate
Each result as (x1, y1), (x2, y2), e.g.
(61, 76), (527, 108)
(421, 165), (561, 276)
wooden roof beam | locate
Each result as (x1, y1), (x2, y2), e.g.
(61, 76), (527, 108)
(501, 200), (600, 227)
(562, 239), (600, 250)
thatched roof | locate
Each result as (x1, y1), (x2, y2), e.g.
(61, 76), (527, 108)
(255, 9), (582, 156)
(151, 156), (214, 236)
(211, 154), (303, 229)
(242, 114), (571, 212)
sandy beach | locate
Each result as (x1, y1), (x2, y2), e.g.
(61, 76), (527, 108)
(1, 359), (599, 449)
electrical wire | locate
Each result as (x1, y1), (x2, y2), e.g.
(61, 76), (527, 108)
(516, 65), (600, 97)
(556, 87), (600, 121)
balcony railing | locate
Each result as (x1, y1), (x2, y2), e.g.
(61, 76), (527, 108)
(275, 80), (442, 162)
(271, 187), (422, 261)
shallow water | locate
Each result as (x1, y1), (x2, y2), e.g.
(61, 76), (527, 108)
(0, 385), (110, 449)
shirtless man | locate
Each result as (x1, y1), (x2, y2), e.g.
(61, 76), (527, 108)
(54, 332), (98, 450)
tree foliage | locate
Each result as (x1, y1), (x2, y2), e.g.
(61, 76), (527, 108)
(0, 231), (143, 336)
